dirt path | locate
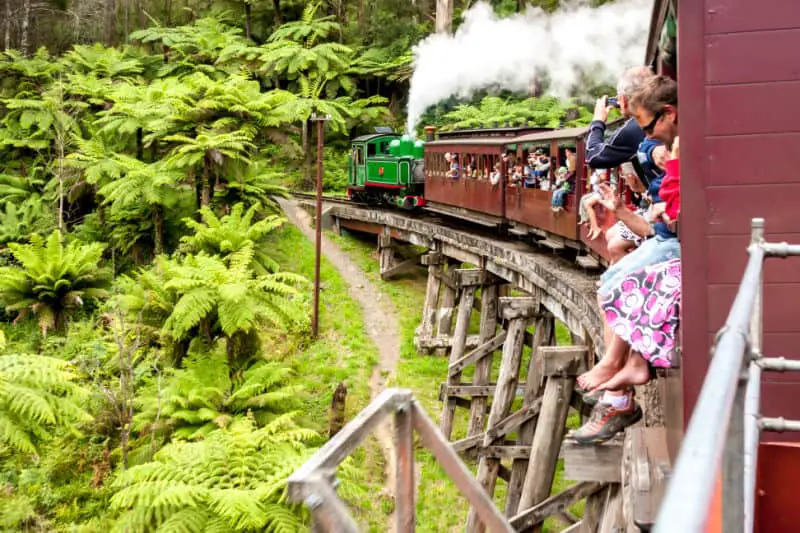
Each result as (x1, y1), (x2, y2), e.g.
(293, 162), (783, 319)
(280, 199), (401, 525)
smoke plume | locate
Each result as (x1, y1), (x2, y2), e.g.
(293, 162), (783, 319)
(406, 0), (654, 134)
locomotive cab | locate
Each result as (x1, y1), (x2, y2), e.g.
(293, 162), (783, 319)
(347, 131), (426, 208)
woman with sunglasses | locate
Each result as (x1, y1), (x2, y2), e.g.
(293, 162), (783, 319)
(572, 75), (682, 444)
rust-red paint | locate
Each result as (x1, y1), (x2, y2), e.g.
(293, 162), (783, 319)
(426, 175), (505, 217)
(505, 188), (578, 240)
(755, 442), (800, 532)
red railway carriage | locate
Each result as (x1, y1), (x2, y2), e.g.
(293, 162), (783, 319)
(423, 124), (631, 266)
(648, 0), (800, 530)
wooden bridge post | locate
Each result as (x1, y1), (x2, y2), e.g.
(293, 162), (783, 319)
(440, 269), (497, 440)
(378, 227), (394, 275)
(504, 310), (556, 516)
(517, 346), (588, 531)
(416, 251), (443, 350)
(436, 259), (460, 356)
(466, 296), (538, 533)
(467, 282), (502, 438)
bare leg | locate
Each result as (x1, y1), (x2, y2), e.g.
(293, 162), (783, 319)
(577, 334), (629, 390)
(586, 199), (601, 239)
(607, 235), (634, 264)
(596, 352), (651, 391)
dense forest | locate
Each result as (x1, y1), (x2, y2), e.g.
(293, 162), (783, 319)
(0, 0), (609, 531)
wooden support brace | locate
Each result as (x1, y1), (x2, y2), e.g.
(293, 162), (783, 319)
(517, 370), (576, 519)
(420, 251), (443, 266)
(418, 335), (481, 350)
(381, 254), (422, 280)
(467, 283), (501, 438)
(499, 296), (539, 320)
(417, 255), (442, 347)
(466, 310), (531, 533)
(539, 346), (589, 377)
(561, 438), (623, 483)
(439, 383), (527, 399)
(505, 312), (555, 517)
(448, 332), (507, 376)
(509, 481), (606, 532)
(440, 281), (477, 440)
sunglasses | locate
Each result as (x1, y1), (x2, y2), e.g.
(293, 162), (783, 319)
(642, 110), (664, 135)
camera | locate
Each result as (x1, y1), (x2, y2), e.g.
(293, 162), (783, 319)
(607, 97), (620, 108)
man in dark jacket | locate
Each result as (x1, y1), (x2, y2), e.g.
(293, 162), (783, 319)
(585, 66), (665, 187)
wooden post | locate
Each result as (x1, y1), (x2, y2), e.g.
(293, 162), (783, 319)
(329, 381), (347, 438)
(466, 297), (538, 533)
(379, 229), (394, 275)
(417, 252), (443, 348)
(467, 283), (501, 437)
(505, 311), (555, 516)
(440, 269), (485, 440)
(395, 400), (415, 532)
(436, 261), (459, 356)
(517, 347), (587, 529)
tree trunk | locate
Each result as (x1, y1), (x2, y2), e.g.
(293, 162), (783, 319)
(136, 128), (144, 160)
(137, 0), (146, 28)
(271, 0), (282, 25)
(153, 206), (164, 256)
(244, 2), (252, 39)
(124, 0), (130, 41)
(201, 154), (211, 206)
(105, 0), (117, 46)
(20, 0), (31, 55)
(435, 0), (452, 34)
(165, 0), (172, 26)
(3, 0), (11, 51)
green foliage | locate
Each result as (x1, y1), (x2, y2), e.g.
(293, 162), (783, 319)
(181, 203), (285, 276)
(111, 415), (315, 532)
(162, 246), (309, 354)
(0, 353), (91, 454)
(0, 232), (111, 335)
(133, 348), (302, 442)
(437, 95), (591, 131)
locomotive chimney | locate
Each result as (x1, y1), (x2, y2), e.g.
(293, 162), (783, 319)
(424, 126), (437, 142)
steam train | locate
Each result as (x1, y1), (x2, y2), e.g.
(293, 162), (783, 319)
(346, 122), (630, 267)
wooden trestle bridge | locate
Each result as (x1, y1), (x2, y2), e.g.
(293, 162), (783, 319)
(288, 200), (674, 532)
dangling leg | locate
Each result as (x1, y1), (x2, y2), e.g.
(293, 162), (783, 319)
(596, 352), (651, 391)
(577, 333), (629, 391)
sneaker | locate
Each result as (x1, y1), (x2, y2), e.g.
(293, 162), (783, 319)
(569, 400), (642, 445)
(579, 389), (604, 406)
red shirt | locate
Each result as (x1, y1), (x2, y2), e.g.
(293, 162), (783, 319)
(659, 158), (680, 220)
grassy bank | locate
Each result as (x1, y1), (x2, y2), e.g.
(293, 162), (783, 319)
(327, 229), (583, 532)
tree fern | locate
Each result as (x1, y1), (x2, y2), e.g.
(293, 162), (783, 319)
(162, 247), (309, 361)
(111, 415), (315, 532)
(180, 203), (284, 276)
(0, 231), (111, 335)
(0, 353), (91, 454)
(133, 347), (302, 443)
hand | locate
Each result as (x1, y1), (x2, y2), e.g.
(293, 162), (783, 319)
(597, 182), (619, 210)
(652, 145), (668, 170)
(593, 96), (609, 122)
(650, 202), (666, 221)
(670, 136), (680, 160)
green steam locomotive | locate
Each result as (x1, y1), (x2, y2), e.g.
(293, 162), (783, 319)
(346, 130), (426, 209)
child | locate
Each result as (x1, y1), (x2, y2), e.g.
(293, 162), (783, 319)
(579, 169), (607, 240)
(550, 167), (571, 212)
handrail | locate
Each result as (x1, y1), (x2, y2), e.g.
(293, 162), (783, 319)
(654, 218), (800, 533)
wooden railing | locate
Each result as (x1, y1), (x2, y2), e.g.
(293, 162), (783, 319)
(653, 218), (800, 533)
(288, 388), (515, 532)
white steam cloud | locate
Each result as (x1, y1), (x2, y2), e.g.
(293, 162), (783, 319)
(406, 0), (654, 134)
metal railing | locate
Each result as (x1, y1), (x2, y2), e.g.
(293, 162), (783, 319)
(653, 218), (800, 533)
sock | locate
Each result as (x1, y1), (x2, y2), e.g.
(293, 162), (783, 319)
(601, 392), (629, 410)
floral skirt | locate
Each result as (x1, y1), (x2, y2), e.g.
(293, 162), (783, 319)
(600, 258), (681, 368)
